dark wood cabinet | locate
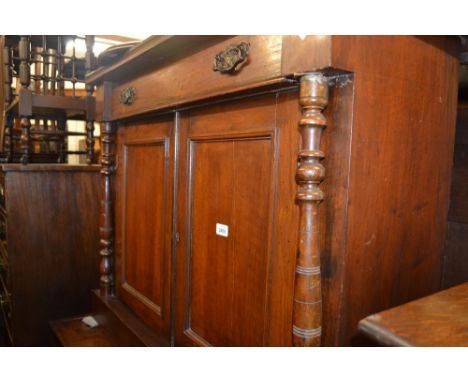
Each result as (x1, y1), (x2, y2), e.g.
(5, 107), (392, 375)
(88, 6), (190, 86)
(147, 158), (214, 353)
(78, 35), (460, 346)
(0, 164), (100, 346)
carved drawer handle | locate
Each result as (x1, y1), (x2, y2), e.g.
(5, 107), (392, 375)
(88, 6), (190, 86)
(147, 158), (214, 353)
(120, 87), (136, 105)
(213, 42), (250, 74)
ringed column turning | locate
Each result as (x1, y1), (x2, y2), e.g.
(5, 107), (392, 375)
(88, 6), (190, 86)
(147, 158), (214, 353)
(19, 36), (31, 164)
(99, 121), (116, 296)
(292, 72), (329, 346)
(85, 35), (96, 164)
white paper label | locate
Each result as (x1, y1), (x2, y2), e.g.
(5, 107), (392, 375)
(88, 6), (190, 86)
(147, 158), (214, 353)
(216, 223), (229, 237)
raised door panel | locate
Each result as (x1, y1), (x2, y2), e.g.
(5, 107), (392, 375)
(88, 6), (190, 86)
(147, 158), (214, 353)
(189, 138), (272, 346)
(175, 93), (300, 346)
(115, 118), (174, 341)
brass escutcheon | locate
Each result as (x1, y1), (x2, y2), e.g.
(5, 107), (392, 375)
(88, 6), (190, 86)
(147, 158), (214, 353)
(120, 87), (136, 105)
(213, 42), (250, 74)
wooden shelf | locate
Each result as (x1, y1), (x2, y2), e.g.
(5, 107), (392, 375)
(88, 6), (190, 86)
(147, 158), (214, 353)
(51, 290), (169, 347)
(0, 164), (100, 172)
(6, 94), (89, 121)
(51, 316), (122, 347)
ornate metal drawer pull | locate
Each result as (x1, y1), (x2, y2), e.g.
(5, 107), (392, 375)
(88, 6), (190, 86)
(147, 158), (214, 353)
(120, 87), (136, 105)
(213, 42), (250, 74)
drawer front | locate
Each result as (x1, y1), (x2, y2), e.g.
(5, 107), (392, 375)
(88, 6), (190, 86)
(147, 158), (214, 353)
(110, 36), (283, 120)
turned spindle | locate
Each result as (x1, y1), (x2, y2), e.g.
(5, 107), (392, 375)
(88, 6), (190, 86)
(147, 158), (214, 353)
(85, 35), (96, 164)
(57, 36), (65, 96)
(57, 117), (67, 163)
(99, 121), (116, 295)
(19, 36), (31, 164)
(292, 72), (329, 346)
(4, 113), (14, 162)
(19, 36), (30, 89)
(3, 45), (14, 162)
(20, 117), (31, 164)
(3, 45), (13, 107)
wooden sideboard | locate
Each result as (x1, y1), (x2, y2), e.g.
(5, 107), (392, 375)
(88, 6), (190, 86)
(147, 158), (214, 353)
(0, 164), (100, 346)
(81, 36), (459, 346)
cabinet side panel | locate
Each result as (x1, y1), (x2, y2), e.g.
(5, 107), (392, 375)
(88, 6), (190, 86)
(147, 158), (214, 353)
(317, 76), (355, 346)
(6, 170), (100, 346)
(332, 36), (459, 344)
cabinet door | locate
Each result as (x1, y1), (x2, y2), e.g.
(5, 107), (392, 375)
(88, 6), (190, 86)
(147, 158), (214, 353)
(115, 118), (174, 341)
(175, 93), (299, 346)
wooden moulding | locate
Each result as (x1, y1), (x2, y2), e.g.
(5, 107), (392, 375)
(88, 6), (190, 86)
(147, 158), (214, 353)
(293, 72), (329, 346)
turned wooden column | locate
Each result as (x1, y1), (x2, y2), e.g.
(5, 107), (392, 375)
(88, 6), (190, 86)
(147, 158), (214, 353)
(3, 45), (13, 108)
(56, 36), (65, 96)
(4, 113), (14, 162)
(19, 36), (31, 164)
(3, 45), (14, 162)
(57, 117), (67, 163)
(85, 35), (96, 164)
(99, 121), (116, 295)
(292, 72), (328, 346)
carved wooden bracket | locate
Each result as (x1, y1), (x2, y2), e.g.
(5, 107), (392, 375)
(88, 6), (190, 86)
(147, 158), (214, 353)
(213, 42), (250, 74)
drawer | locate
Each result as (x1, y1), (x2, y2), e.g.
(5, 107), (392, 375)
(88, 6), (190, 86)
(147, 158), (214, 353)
(110, 36), (283, 120)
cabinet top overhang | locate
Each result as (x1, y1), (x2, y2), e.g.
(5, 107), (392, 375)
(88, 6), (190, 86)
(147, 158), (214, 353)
(86, 35), (460, 87)
(89, 36), (461, 122)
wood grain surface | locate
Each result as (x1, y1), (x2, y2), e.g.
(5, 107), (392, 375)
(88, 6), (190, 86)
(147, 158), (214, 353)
(359, 282), (468, 346)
